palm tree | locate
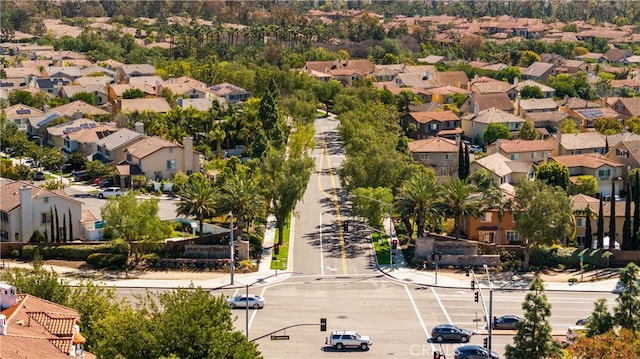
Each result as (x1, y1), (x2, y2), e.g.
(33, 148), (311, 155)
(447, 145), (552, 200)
(176, 175), (218, 236)
(482, 186), (512, 244)
(395, 171), (439, 239)
(437, 177), (481, 239)
(217, 170), (266, 242)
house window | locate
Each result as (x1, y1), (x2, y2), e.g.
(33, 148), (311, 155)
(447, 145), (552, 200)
(479, 231), (495, 243)
(510, 154), (519, 160)
(64, 138), (70, 148)
(576, 218), (585, 227)
(41, 212), (52, 224)
(169, 148), (173, 153)
(500, 176), (507, 184)
(126, 154), (132, 162)
(0, 231), (8, 241)
(0, 211), (8, 221)
(44, 197), (48, 204)
(429, 123), (438, 131)
(420, 153), (429, 160)
(531, 152), (536, 160)
(444, 153), (452, 160)
(167, 159), (177, 170)
(506, 231), (521, 243)
(480, 212), (493, 222)
(598, 168), (611, 179)
(616, 149), (629, 158)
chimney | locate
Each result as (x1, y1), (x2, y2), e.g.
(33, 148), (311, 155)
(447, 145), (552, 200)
(513, 77), (519, 86)
(455, 134), (461, 147)
(0, 283), (18, 312)
(183, 137), (194, 174)
(134, 122), (144, 134)
(473, 103), (480, 117)
(73, 110), (82, 119)
(43, 104), (49, 113)
(19, 186), (33, 243)
(516, 94), (521, 116)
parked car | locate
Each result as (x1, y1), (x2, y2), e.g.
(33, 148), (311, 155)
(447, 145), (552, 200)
(325, 330), (372, 351)
(492, 315), (523, 330)
(33, 172), (45, 181)
(431, 324), (472, 343)
(97, 187), (125, 199)
(96, 178), (115, 188)
(454, 345), (499, 359)
(227, 294), (265, 309)
(575, 317), (590, 326)
(73, 170), (90, 182)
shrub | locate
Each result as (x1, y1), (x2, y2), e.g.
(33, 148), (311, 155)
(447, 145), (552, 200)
(21, 244), (115, 261)
(10, 249), (20, 258)
(29, 229), (45, 243)
(86, 253), (128, 269)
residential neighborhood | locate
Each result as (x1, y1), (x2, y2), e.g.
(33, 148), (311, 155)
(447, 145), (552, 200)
(2, 1), (640, 358)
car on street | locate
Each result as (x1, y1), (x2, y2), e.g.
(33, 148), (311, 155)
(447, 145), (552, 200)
(431, 324), (472, 343)
(454, 345), (499, 359)
(325, 330), (372, 351)
(227, 294), (265, 309)
(575, 317), (590, 326)
(73, 170), (90, 182)
(97, 187), (125, 199)
(492, 315), (523, 330)
(33, 171), (46, 181)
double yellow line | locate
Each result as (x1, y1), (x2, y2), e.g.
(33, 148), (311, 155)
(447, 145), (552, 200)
(317, 126), (348, 274)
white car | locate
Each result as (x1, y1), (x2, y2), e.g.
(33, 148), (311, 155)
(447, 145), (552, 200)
(98, 187), (125, 199)
(227, 294), (265, 309)
(325, 330), (372, 351)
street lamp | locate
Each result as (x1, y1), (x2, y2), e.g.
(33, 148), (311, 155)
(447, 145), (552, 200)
(483, 264), (493, 356)
(350, 194), (394, 271)
(229, 212), (234, 285)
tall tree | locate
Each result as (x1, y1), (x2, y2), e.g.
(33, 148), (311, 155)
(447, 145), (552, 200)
(622, 182), (632, 250)
(352, 187), (394, 230)
(436, 177), (481, 239)
(217, 168), (266, 242)
(54, 205), (60, 243)
(513, 179), (572, 268)
(483, 122), (511, 145)
(584, 205), (593, 249)
(68, 208), (73, 242)
(176, 174), (218, 236)
(395, 170), (439, 238)
(633, 174), (640, 250)
(312, 79), (342, 116)
(597, 196), (604, 249)
(613, 262), (640, 332)
(259, 78), (287, 149)
(49, 207), (55, 244)
(587, 298), (614, 337)
(504, 277), (563, 359)
(457, 140), (466, 180)
(518, 120), (539, 140)
(609, 181), (616, 247)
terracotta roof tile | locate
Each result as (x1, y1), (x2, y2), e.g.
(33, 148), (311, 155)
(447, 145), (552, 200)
(125, 136), (180, 159)
(497, 139), (553, 153)
(551, 153), (625, 169)
(405, 110), (459, 124)
(408, 137), (459, 153)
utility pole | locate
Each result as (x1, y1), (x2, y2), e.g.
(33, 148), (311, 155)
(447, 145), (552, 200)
(230, 212), (234, 285)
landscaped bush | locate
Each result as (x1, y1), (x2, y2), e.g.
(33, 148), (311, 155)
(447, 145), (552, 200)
(86, 253), (128, 269)
(530, 246), (612, 269)
(21, 244), (115, 261)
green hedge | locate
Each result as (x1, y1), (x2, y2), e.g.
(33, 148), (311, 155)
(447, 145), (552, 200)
(530, 246), (612, 269)
(86, 253), (128, 269)
(21, 244), (118, 261)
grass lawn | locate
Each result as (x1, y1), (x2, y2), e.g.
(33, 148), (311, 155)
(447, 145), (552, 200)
(371, 232), (390, 265)
(271, 219), (290, 270)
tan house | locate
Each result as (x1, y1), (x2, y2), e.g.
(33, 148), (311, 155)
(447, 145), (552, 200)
(50, 100), (111, 120)
(548, 153), (626, 196)
(63, 123), (119, 156)
(0, 284), (89, 358)
(94, 127), (147, 164)
(408, 137), (460, 176)
(605, 139), (640, 179)
(119, 98), (172, 114)
(3, 104), (44, 132)
(486, 139), (552, 163)
(303, 59), (375, 85)
(121, 136), (200, 184)
(461, 107), (525, 141)
(0, 180), (83, 242)
(470, 153), (535, 185)
(116, 63), (157, 83)
(46, 118), (98, 149)
(572, 194), (628, 249)
(554, 132), (607, 156)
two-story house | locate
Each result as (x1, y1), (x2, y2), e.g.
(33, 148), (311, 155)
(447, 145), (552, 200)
(554, 132), (607, 156)
(509, 79), (556, 99)
(46, 118), (98, 149)
(548, 153), (626, 196)
(400, 110), (461, 140)
(62, 123), (119, 156)
(465, 183), (519, 245)
(605, 139), (640, 179)
(119, 98), (172, 114)
(408, 137), (461, 176)
(93, 127), (147, 164)
(116, 64), (157, 83)
(59, 84), (110, 106)
(303, 59), (375, 85)
(469, 153), (535, 186)
(208, 83), (252, 104)
(0, 180), (83, 242)
(521, 61), (555, 81)
(4, 104), (44, 132)
(461, 107), (525, 143)
(572, 194), (628, 249)
(610, 97), (640, 118)
(486, 139), (552, 164)
(50, 100), (111, 121)
(120, 136), (201, 184)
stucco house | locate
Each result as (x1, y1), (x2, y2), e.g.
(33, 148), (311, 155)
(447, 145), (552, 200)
(548, 153), (626, 196)
(486, 139), (552, 164)
(400, 110), (461, 140)
(408, 137), (461, 176)
(0, 180), (83, 242)
(469, 153), (535, 185)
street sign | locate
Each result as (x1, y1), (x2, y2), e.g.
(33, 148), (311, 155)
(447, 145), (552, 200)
(271, 335), (290, 340)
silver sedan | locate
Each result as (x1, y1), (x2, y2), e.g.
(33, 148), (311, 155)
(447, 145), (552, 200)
(227, 295), (265, 309)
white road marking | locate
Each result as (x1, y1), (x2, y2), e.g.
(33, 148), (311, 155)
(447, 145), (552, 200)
(404, 284), (436, 352)
(431, 286), (453, 324)
(326, 266), (338, 271)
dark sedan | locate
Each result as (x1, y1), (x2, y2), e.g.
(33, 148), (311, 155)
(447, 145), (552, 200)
(431, 324), (472, 343)
(454, 345), (499, 359)
(492, 315), (523, 330)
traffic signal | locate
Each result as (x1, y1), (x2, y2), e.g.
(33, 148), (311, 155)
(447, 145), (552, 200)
(466, 267), (470, 277)
(474, 291), (479, 302)
(433, 351), (441, 359)
(343, 220), (349, 232)
(471, 280), (475, 290)
(483, 337), (488, 349)
(274, 244), (280, 255)
(438, 252), (442, 261)
(392, 239), (398, 250)
(320, 318), (327, 332)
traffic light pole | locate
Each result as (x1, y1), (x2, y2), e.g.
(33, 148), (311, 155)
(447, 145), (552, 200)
(484, 264), (493, 355)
